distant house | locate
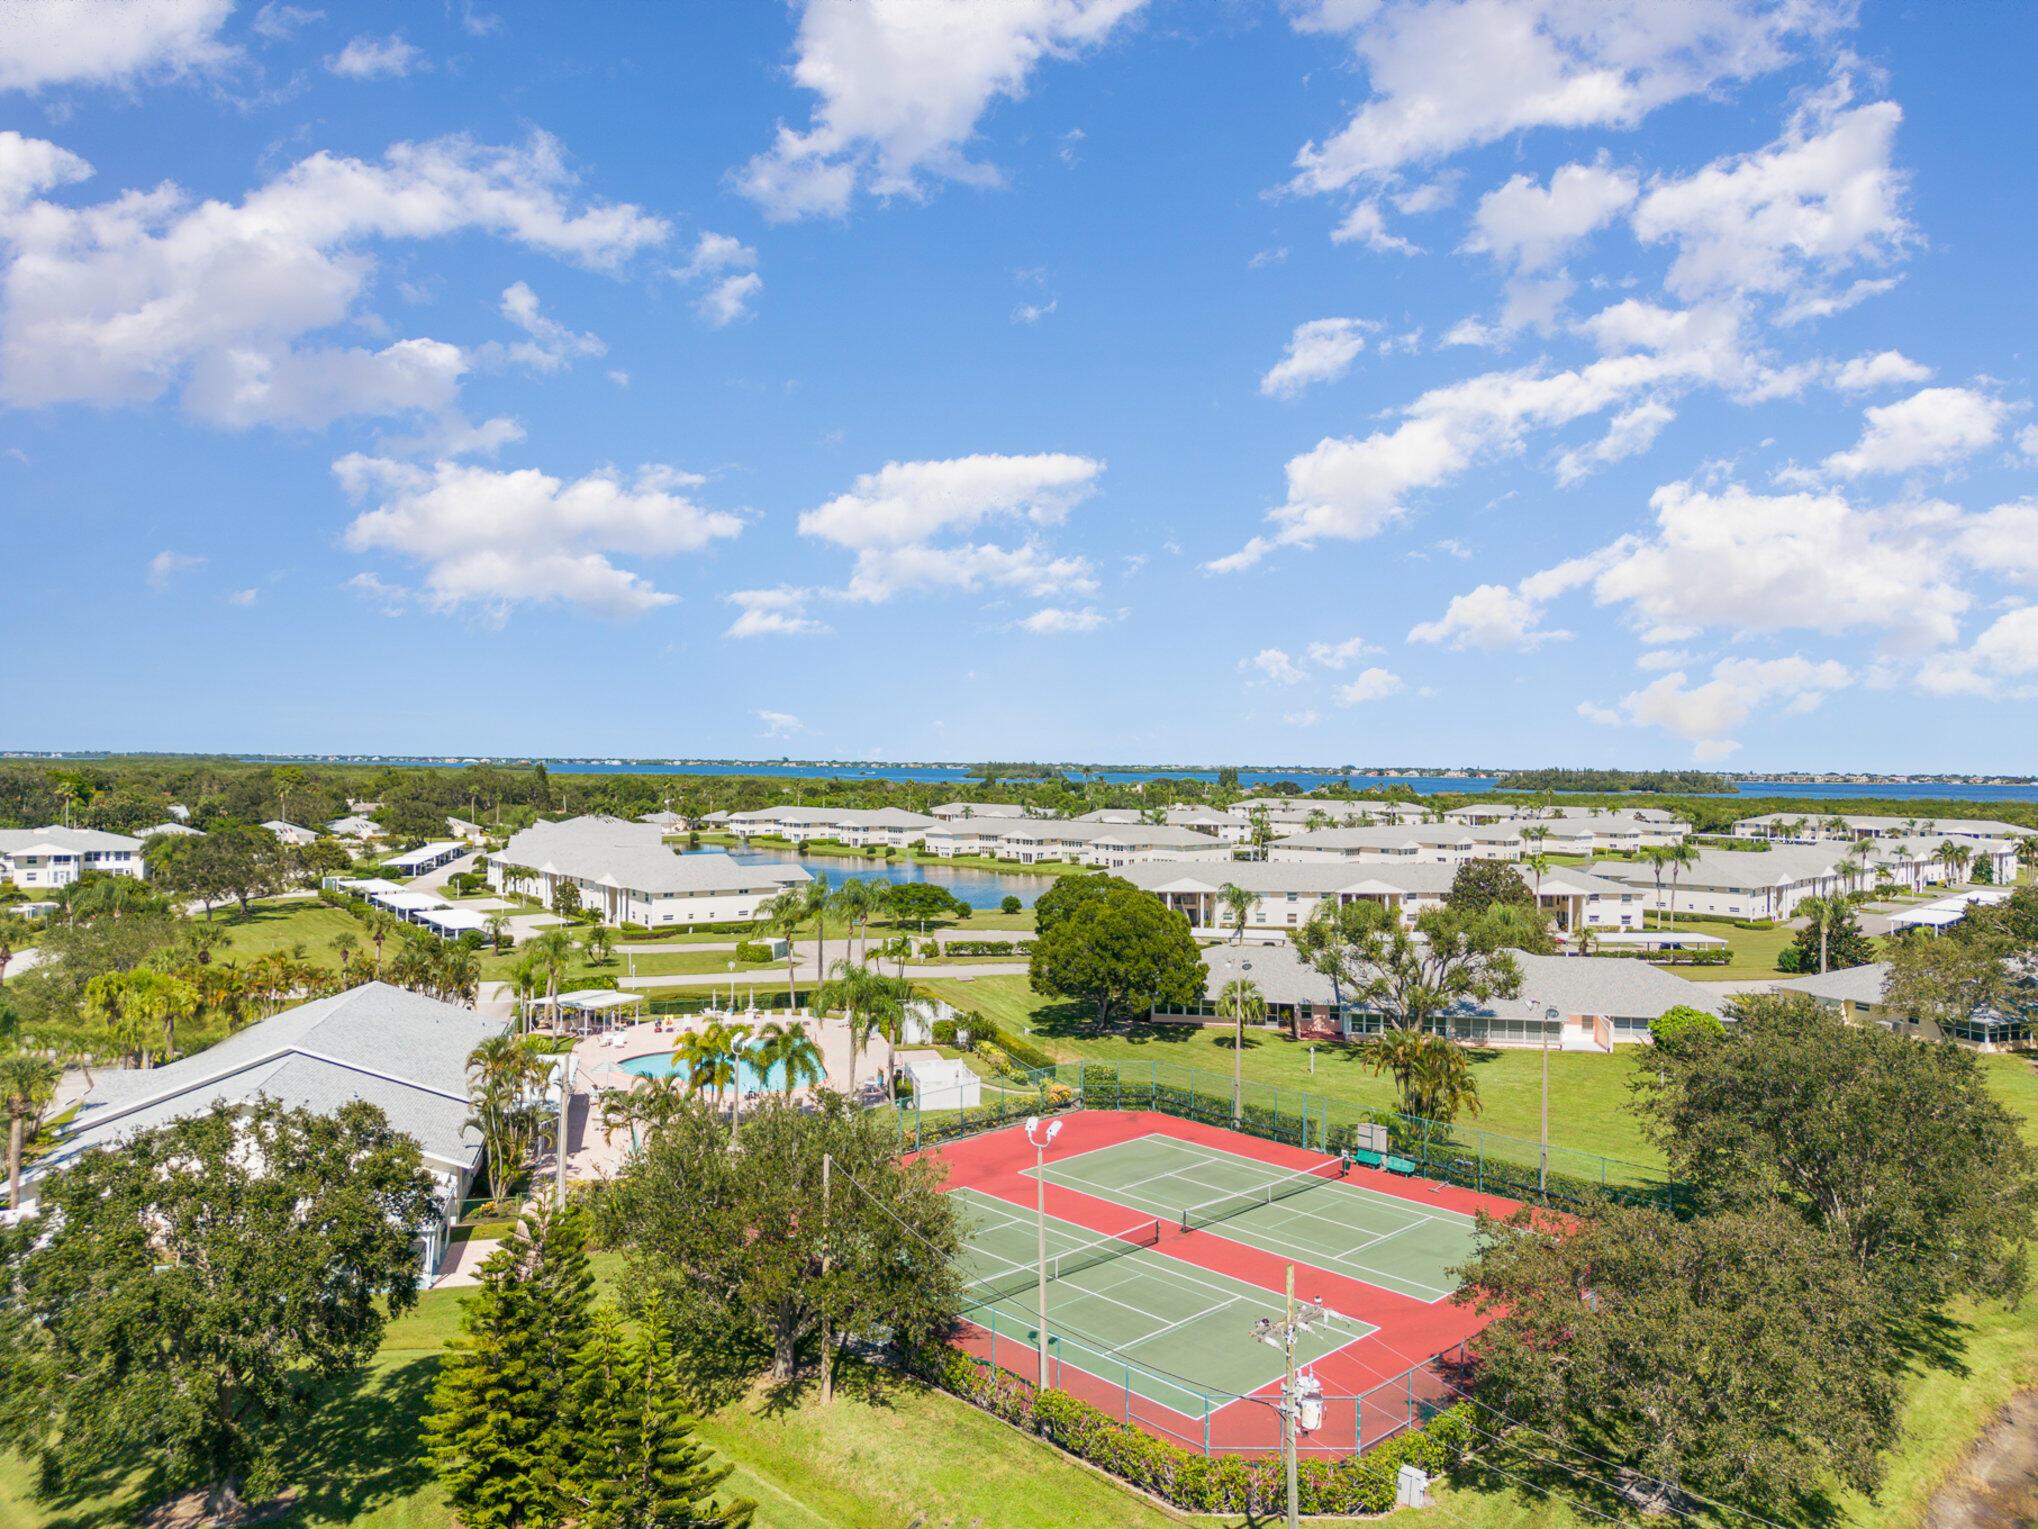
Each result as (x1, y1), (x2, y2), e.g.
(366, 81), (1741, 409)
(1155, 943), (1723, 1049)
(263, 820), (318, 847)
(1119, 858), (1642, 936)
(327, 815), (387, 841)
(138, 821), (202, 839)
(0, 826), (147, 889)
(25, 982), (510, 1276)
(1734, 812), (2033, 846)
(490, 815), (808, 927)
(447, 817), (488, 842)
(637, 810), (687, 831)
(1774, 960), (2037, 1051)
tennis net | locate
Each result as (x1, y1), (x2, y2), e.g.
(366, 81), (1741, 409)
(1179, 1155), (1348, 1233)
(963, 1218), (1163, 1309)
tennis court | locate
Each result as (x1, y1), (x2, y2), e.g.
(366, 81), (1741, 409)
(952, 1185), (1374, 1417)
(1028, 1132), (1481, 1303)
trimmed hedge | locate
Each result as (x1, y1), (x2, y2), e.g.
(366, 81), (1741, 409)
(924, 1349), (1469, 1515)
(944, 939), (1036, 956)
(966, 1014), (1056, 1073)
(1586, 947), (1732, 966)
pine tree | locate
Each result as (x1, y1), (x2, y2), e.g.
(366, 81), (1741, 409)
(561, 1296), (754, 1529)
(425, 1202), (595, 1529)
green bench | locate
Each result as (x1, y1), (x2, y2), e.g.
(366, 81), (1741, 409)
(1349, 1148), (1419, 1176)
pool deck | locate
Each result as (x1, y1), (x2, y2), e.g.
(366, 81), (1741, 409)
(564, 1009), (888, 1176)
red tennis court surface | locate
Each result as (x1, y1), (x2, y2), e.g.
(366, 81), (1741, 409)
(918, 1109), (1520, 1457)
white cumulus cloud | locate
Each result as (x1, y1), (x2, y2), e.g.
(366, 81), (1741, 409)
(1816, 386), (2008, 479)
(1260, 317), (1374, 398)
(735, 0), (1148, 220)
(327, 33), (426, 79)
(335, 456), (742, 619)
(1, 0), (237, 92)
(1336, 666), (1404, 705)
(0, 130), (668, 427)
(800, 452), (1103, 603)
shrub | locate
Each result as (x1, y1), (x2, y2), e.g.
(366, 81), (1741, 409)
(734, 939), (773, 963)
(923, 1349), (1468, 1514)
(931, 1019), (960, 1046)
(1001, 895), (1023, 915)
(943, 939), (1036, 956)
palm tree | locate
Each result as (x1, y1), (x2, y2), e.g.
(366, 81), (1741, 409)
(831, 878), (878, 965)
(1215, 977), (1265, 1126)
(365, 909), (400, 976)
(1797, 893), (1849, 975)
(814, 959), (894, 1099)
(1639, 845), (1672, 930)
(465, 1034), (546, 1209)
(526, 928), (576, 1032)
(1940, 840), (1973, 885)
(1367, 1030), (1480, 1123)
(804, 871), (833, 979)
(0, 1052), (60, 1210)
(582, 924), (614, 966)
(1846, 838), (1877, 893)
(1218, 882), (1254, 944)
(757, 888), (808, 1009)
(331, 932), (359, 984)
(675, 1020), (754, 1138)
(752, 1020), (826, 1095)
(1661, 839), (1699, 928)
(483, 913), (511, 953)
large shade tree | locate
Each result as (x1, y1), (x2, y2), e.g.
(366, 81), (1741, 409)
(600, 1092), (961, 1391)
(1640, 991), (2038, 1302)
(1027, 876), (1204, 1026)
(0, 1099), (438, 1519)
(1457, 1200), (1898, 1514)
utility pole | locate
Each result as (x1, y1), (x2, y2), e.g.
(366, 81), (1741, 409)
(1251, 1263), (1327, 1529)
(554, 1057), (570, 1209)
(820, 1152), (834, 1405)
(1024, 1116), (1062, 1389)
(1539, 1010), (1549, 1197)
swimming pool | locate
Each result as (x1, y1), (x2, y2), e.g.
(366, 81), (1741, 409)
(619, 1049), (778, 1097)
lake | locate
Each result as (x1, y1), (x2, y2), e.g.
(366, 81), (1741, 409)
(713, 845), (1048, 909)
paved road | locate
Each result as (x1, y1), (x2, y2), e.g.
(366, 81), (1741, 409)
(615, 961), (1027, 991)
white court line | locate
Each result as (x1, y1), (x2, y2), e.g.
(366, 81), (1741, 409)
(1197, 1223), (1455, 1303)
(1155, 1135), (1482, 1227)
(1026, 1158), (1464, 1300)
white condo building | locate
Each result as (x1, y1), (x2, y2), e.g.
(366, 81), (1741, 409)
(0, 826), (147, 889)
(491, 815), (808, 927)
(1118, 857), (1644, 936)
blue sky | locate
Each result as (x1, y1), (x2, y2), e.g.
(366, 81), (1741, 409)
(3, 0), (2035, 770)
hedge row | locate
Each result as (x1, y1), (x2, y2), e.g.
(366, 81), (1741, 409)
(1586, 947), (1733, 966)
(954, 1011), (1057, 1073)
(943, 939), (1036, 956)
(924, 1349), (1469, 1515)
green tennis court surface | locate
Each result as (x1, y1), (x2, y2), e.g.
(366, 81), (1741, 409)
(1028, 1133), (1481, 1303)
(952, 1186), (1373, 1416)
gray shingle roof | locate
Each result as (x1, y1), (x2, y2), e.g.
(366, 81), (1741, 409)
(498, 816), (806, 895)
(40, 983), (510, 1188)
(1772, 961), (1890, 1005)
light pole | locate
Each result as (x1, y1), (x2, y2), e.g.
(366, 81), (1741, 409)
(1251, 1263), (1327, 1529)
(1538, 1003), (1559, 1196)
(1024, 1115), (1062, 1390)
(1233, 958), (1253, 1127)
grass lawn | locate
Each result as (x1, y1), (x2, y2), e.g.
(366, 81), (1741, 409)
(203, 898), (371, 968)
(1648, 916), (1796, 981)
(0, 1256), (1369, 1529)
(919, 974), (1667, 1169)
(917, 975), (2038, 1168)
